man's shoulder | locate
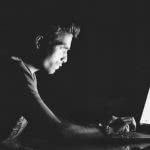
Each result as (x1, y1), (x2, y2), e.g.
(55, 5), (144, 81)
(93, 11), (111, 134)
(0, 55), (20, 75)
(0, 55), (31, 84)
(0, 56), (22, 94)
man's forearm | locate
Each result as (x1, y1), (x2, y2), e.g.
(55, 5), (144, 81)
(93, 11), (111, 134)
(60, 122), (105, 139)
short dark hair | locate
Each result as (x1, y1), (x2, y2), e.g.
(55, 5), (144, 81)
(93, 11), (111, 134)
(36, 23), (80, 50)
(45, 23), (80, 39)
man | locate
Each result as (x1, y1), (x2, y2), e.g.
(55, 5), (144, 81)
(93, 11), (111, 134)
(0, 23), (136, 149)
(0, 23), (106, 148)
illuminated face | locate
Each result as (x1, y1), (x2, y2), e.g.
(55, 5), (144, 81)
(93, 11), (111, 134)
(43, 33), (73, 74)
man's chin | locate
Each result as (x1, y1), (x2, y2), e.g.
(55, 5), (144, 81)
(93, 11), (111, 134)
(48, 69), (57, 75)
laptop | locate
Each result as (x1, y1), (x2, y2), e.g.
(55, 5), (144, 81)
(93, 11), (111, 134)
(140, 87), (150, 126)
(109, 88), (150, 140)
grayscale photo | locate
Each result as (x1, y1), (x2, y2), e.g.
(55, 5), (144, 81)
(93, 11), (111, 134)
(0, 1), (150, 150)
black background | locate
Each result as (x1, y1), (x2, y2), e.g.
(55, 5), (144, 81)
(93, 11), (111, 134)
(0, 1), (150, 124)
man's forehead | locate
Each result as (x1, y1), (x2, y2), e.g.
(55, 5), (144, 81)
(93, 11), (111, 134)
(54, 33), (73, 47)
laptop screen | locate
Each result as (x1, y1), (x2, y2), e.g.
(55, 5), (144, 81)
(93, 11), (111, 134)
(140, 88), (150, 125)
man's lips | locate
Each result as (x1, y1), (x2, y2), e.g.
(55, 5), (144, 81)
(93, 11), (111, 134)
(55, 62), (63, 69)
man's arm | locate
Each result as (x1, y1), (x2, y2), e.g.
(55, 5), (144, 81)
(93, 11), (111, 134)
(22, 72), (104, 139)
(26, 84), (104, 138)
(61, 122), (104, 139)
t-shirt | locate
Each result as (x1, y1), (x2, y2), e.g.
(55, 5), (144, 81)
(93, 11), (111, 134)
(0, 55), (60, 140)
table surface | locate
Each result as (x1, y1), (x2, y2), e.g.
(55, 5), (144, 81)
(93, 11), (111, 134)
(1, 139), (150, 150)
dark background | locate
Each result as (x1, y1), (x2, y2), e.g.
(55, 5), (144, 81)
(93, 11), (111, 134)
(0, 1), (150, 124)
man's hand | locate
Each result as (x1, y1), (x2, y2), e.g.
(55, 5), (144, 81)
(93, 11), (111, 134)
(104, 116), (136, 135)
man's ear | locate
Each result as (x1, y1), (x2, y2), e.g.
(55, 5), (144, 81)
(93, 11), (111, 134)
(35, 35), (44, 49)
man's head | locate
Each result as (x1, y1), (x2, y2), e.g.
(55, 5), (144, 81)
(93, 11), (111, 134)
(35, 23), (80, 74)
